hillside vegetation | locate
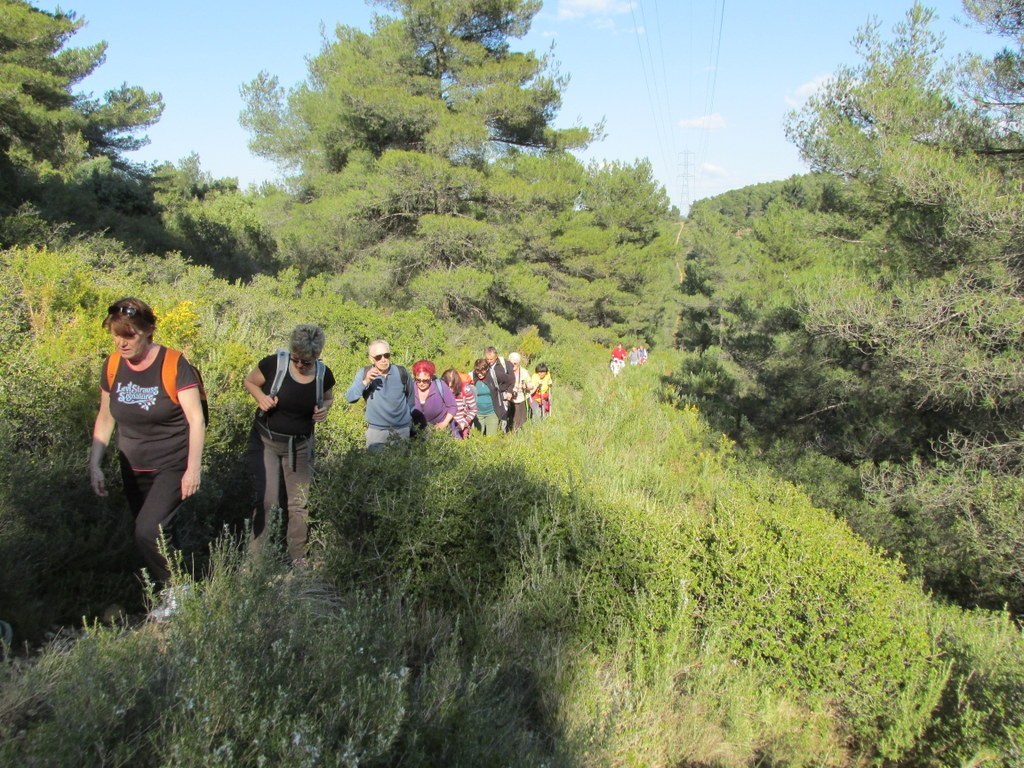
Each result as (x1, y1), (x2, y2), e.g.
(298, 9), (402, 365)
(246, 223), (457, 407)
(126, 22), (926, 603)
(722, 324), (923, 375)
(3, 0), (1024, 765)
(0, 245), (1021, 766)
(675, 4), (1024, 615)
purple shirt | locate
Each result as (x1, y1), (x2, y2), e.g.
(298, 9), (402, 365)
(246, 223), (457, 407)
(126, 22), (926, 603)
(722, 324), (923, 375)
(411, 379), (458, 429)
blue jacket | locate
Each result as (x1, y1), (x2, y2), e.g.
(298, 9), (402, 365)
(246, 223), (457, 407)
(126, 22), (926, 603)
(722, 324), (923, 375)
(345, 365), (413, 429)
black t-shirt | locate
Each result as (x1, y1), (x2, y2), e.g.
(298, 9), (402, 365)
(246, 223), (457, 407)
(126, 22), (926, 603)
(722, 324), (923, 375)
(256, 354), (335, 436)
(100, 346), (199, 471)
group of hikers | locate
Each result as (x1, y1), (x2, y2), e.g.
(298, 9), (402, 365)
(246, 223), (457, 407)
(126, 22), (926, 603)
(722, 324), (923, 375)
(87, 298), (554, 619)
(345, 340), (553, 451)
(609, 342), (648, 376)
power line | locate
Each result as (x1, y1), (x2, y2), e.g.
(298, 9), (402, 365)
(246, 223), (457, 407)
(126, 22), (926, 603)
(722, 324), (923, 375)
(637, 0), (678, 173)
(629, 1), (673, 177)
(695, 0), (726, 202)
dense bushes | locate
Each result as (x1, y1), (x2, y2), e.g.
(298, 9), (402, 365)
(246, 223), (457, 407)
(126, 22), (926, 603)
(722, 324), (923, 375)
(1, 545), (413, 767)
(3, 243), (1024, 765)
(693, 473), (946, 759)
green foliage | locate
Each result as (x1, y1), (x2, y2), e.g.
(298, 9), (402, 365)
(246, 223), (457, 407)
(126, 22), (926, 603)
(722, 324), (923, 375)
(859, 445), (1024, 611)
(242, 0), (583, 175)
(152, 155), (279, 280)
(0, 0), (162, 190)
(0, 240), (450, 639)
(677, 7), (1024, 611)
(582, 159), (670, 244)
(236, 0), (672, 335)
(692, 472), (947, 759)
(0, 618), (167, 767)
(5, 6), (1024, 763)
(0, 545), (412, 767)
(907, 605), (1024, 767)
(3, 259), (1024, 763)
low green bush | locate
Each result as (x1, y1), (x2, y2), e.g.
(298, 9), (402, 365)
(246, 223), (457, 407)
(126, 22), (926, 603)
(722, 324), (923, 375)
(906, 606), (1024, 767)
(692, 472), (948, 761)
(315, 361), (969, 764)
(0, 539), (576, 767)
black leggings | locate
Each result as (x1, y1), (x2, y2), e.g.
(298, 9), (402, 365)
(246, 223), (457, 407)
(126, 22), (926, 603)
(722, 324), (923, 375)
(119, 454), (183, 585)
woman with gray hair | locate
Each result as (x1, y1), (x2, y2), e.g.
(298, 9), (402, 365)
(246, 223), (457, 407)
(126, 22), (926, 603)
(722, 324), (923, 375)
(243, 324), (335, 566)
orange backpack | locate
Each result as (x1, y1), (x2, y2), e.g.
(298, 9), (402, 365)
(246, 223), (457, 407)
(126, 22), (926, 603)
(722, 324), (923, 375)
(106, 348), (209, 423)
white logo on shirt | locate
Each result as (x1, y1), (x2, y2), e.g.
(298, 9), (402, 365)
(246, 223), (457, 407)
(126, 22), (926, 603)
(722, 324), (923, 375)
(116, 382), (159, 411)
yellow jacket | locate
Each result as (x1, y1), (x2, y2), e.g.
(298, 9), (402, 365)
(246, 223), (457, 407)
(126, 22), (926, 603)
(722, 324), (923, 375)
(530, 372), (553, 395)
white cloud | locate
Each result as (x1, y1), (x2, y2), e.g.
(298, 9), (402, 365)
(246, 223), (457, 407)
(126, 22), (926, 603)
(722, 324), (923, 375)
(701, 163), (727, 177)
(679, 113), (726, 130)
(784, 75), (832, 107)
(557, 0), (634, 21)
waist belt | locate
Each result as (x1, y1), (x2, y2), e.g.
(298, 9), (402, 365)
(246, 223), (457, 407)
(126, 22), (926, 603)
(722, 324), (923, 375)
(255, 419), (310, 471)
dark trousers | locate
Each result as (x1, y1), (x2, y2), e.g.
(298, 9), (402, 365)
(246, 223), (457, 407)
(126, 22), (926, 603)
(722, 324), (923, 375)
(119, 454), (183, 585)
(509, 400), (528, 431)
(247, 426), (314, 562)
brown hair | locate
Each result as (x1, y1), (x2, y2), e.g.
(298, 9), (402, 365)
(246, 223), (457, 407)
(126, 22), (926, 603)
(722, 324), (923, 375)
(440, 368), (462, 396)
(103, 297), (157, 340)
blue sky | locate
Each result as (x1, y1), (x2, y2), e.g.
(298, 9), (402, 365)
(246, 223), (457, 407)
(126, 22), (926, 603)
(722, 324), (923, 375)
(38, 0), (1006, 212)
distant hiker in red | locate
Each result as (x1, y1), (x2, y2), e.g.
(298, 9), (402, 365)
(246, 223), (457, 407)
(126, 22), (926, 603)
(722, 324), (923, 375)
(610, 343), (627, 376)
(90, 298), (206, 589)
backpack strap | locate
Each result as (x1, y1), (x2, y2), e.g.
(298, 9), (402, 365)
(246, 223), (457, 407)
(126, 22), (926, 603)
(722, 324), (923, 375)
(269, 348), (289, 397)
(397, 365), (411, 397)
(162, 348), (183, 405)
(109, 348), (182, 404)
(105, 353), (120, 390)
(315, 359), (326, 409)
(490, 358), (507, 389)
(164, 348), (209, 423)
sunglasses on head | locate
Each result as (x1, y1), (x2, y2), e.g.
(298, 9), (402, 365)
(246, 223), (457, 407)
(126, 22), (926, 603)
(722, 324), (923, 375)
(372, 352), (391, 361)
(107, 305), (139, 317)
(290, 355), (315, 367)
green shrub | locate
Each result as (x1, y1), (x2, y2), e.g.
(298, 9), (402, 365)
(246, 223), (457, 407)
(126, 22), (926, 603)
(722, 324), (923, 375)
(0, 538), (576, 768)
(0, 619), (166, 767)
(692, 472), (948, 761)
(5, 241), (1024, 767)
(906, 606), (1024, 767)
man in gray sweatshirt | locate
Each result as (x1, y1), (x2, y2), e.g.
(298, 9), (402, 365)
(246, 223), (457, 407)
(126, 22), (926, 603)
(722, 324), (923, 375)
(345, 339), (413, 451)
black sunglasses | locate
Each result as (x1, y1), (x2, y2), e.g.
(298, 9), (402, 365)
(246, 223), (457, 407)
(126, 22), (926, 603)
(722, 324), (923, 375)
(107, 305), (139, 317)
(290, 355), (315, 367)
(372, 352), (391, 361)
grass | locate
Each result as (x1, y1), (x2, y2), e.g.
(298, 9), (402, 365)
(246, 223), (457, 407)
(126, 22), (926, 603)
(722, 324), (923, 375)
(2, 355), (1024, 766)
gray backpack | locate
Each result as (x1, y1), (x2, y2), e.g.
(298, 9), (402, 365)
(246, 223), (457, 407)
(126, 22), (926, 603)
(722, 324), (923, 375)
(270, 348), (326, 408)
